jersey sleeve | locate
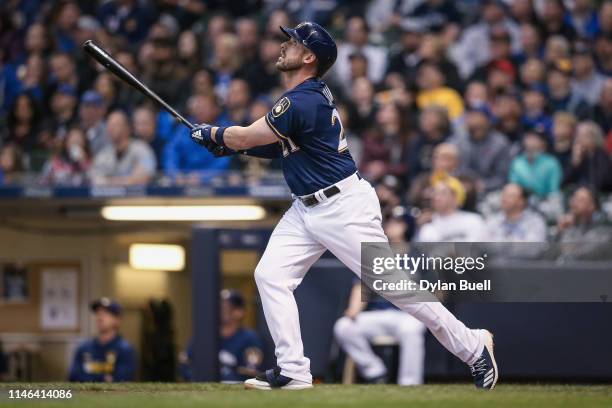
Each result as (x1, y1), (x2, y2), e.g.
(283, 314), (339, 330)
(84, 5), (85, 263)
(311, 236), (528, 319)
(264, 93), (303, 142)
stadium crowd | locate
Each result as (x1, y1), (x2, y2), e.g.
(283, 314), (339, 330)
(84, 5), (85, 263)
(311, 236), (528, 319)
(1, 0), (612, 245)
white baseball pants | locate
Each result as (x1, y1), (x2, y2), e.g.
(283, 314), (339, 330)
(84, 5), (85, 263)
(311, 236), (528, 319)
(334, 310), (426, 385)
(254, 173), (485, 383)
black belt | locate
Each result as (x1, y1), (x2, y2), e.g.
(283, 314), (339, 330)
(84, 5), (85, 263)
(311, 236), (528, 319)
(300, 185), (340, 207)
(299, 172), (362, 207)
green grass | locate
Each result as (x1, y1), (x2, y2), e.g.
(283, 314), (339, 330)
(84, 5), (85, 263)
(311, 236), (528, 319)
(0, 383), (611, 408)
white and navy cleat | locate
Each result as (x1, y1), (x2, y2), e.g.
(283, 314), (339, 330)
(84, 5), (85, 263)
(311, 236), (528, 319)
(469, 330), (499, 390)
(244, 367), (313, 390)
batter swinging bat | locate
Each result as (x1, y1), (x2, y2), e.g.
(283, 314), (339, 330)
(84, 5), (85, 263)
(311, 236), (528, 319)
(82, 40), (195, 130)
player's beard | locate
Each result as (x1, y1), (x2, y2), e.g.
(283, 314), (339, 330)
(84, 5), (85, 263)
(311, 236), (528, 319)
(276, 55), (303, 72)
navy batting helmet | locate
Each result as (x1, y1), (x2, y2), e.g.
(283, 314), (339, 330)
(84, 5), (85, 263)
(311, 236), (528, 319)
(280, 22), (337, 77)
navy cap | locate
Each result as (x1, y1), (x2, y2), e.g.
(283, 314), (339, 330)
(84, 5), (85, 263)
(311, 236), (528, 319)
(56, 84), (77, 97)
(81, 90), (104, 105)
(221, 289), (245, 309)
(280, 21), (337, 76)
(91, 297), (122, 316)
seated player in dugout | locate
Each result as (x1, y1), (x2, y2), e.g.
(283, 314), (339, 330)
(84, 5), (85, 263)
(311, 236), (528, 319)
(69, 298), (136, 382)
(179, 289), (264, 383)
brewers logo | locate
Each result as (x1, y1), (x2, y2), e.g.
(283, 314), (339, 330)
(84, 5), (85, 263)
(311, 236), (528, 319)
(272, 97), (291, 118)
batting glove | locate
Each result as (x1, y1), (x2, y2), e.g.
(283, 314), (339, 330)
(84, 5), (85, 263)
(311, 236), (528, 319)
(190, 123), (213, 146)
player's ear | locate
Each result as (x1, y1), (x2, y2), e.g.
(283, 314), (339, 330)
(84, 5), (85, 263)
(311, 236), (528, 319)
(303, 51), (317, 65)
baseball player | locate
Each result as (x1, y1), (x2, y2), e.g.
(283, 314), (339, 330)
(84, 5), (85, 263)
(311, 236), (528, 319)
(190, 22), (498, 391)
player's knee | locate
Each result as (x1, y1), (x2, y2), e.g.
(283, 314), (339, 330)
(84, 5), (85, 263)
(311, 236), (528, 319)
(333, 316), (356, 340)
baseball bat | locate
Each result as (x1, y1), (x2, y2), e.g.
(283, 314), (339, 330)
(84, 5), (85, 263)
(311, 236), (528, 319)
(82, 40), (195, 130)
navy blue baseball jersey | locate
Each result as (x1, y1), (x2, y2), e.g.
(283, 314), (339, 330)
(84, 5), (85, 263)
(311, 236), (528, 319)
(264, 77), (357, 196)
(180, 328), (263, 382)
(68, 335), (136, 382)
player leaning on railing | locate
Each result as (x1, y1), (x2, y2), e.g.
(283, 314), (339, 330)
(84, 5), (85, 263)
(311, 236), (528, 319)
(189, 22), (498, 391)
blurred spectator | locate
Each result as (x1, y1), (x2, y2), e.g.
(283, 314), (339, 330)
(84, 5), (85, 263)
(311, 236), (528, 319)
(572, 44), (606, 106)
(547, 60), (591, 120)
(0, 143), (23, 185)
(48, 84), (78, 141)
(407, 106), (453, 177)
(451, 107), (511, 192)
(346, 77), (378, 135)
(40, 126), (91, 185)
(211, 33), (245, 102)
(333, 16), (388, 88)
(49, 52), (80, 93)
(179, 289), (264, 382)
(242, 35), (282, 96)
(450, 0), (521, 78)
(593, 1), (612, 37)
(570, 0), (599, 39)
(177, 30), (203, 78)
(486, 183), (547, 242)
(386, 24), (425, 78)
(4, 93), (43, 151)
(593, 78), (612, 134)
(78, 90), (109, 155)
(133, 105), (165, 169)
(408, 143), (477, 212)
(471, 26), (519, 84)
(416, 62), (464, 120)
(540, 0), (576, 41)
(69, 298), (136, 382)
(400, 0), (461, 34)
(334, 279), (425, 385)
(416, 176), (487, 242)
(492, 93), (524, 143)
(515, 23), (542, 64)
(522, 85), (552, 134)
(163, 94), (231, 180)
(360, 102), (411, 183)
(226, 78), (252, 126)
(557, 186), (612, 259)
(374, 175), (403, 221)
(552, 112), (578, 170)
(510, 0), (539, 25)
(144, 26), (185, 107)
(544, 35), (571, 64)
(565, 121), (612, 191)
(235, 17), (260, 64)
(89, 110), (156, 185)
(98, 0), (152, 43)
(509, 129), (562, 198)
(52, 1), (81, 54)
(94, 72), (118, 110)
(519, 58), (546, 90)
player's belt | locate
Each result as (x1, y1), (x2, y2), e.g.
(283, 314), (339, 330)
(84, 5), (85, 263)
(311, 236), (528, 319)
(298, 172), (362, 207)
(300, 185), (340, 207)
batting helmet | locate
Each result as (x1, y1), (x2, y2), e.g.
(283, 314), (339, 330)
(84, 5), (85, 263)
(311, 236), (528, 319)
(280, 22), (337, 77)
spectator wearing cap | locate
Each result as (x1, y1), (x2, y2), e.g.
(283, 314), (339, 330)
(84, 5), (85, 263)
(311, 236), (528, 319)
(98, 0), (153, 44)
(522, 84), (553, 134)
(333, 16), (388, 89)
(451, 105), (511, 192)
(416, 62), (464, 120)
(565, 121), (612, 191)
(450, 0), (521, 78)
(179, 289), (263, 382)
(69, 297), (136, 382)
(486, 183), (547, 242)
(572, 44), (606, 106)
(547, 59), (591, 120)
(163, 94), (232, 182)
(552, 112), (578, 169)
(386, 22), (425, 78)
(509, 128), (562, 198)
(557, 186), (612, 259)
(49, 84), (78, 142)
(79, 90), (109, 155)
(89, 110), (156, 185)
(416, 175), (487, 242)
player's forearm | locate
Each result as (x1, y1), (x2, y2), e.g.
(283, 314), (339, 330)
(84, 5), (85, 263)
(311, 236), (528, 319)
(212, 126), (254, 151)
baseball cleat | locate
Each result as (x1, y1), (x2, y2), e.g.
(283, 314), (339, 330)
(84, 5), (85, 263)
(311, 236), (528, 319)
(244, 367), (313, 390)
(469, 330), (498, 390)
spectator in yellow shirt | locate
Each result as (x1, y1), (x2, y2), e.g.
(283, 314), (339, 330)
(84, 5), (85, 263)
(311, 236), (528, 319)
(416, 62), (465, 120)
